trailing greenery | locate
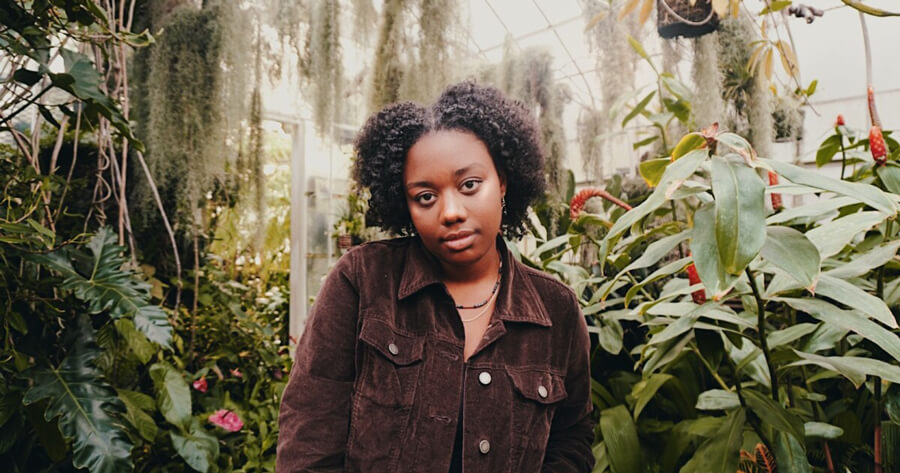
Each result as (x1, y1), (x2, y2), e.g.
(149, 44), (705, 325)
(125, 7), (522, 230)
(309, 0), (343, 135)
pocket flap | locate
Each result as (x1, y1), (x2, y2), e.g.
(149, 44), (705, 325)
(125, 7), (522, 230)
(359, 318), (425, 366)
(508, 368), (567, 404)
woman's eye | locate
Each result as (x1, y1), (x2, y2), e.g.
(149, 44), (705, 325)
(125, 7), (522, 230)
(461, 179), (481, 191)
(415, 193), (435, 204)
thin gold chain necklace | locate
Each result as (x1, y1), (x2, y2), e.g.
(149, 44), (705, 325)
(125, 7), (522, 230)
(459, 286), (499, 323)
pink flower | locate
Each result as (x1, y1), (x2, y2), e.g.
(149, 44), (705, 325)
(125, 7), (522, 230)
(230, 368), (242, 378)
(209, 409), (243, 432)
(192, 378), (208, 393)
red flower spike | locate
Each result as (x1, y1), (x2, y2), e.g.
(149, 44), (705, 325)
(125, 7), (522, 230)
(209, 409), (243, 432)
(192, 378), (208, 393)
(569, 188), (633, 220)
(835, 114), (845, 127)
(685, 263), (707, 304)
(870, 125), (887, 166)
(868, 87), (882, 128)
(768, 171), (783, 211)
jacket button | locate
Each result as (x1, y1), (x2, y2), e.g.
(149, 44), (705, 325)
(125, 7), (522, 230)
(538, 385), (548, 398)
(388, 343), (399, 356)
(478, 439), (491, 454)
(478, 371), (492, 385)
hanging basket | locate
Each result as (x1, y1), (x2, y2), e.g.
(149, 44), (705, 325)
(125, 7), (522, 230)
(657, 0), (719, 39)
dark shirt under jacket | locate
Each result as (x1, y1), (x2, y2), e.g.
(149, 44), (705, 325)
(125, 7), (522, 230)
(276, 236), (595, 473)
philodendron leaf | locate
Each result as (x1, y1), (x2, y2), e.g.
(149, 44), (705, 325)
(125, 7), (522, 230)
(149, 362), (191, 430)
(29, 227), (172, 347)
(681, 408), (745, 473)
(170, 419), (219, 473)
(691, 203), (738, 299)
(805, 211), (886, 259)
(815, 275), (896, 329)
(804, 422), (844, 439)
(695, 389), (740, 410)
(22, 316), (133, 473)
(710, 155), (766, 275)
(600, 405), (642, 473)
(760, 157), (896, 214)
(778, 298), (900, 361)
(773, 431), (812, 473)
(759, 226), (820, 289)
(789, 351), (900, 387)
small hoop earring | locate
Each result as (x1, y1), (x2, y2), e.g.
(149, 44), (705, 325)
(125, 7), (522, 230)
(501, 196), (507, 216)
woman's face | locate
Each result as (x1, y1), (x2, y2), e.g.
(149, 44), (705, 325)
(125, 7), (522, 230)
(403, 130), (506, 270)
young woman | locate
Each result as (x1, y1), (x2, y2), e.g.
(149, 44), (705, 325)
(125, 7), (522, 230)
(277, 81), (594, 472)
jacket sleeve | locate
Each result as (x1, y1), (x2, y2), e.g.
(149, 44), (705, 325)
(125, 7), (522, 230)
(277, 252), (359, 473)
(541, 293), (595, 473)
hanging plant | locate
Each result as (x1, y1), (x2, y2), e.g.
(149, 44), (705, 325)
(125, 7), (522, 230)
(691, 32), (725, 129)
(309, 0), (343, 135)
(656, 0), (719, 39)
(370, 0), (408, 112)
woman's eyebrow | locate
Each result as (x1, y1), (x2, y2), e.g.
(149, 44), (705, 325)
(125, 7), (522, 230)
(453, 163), (485, 177)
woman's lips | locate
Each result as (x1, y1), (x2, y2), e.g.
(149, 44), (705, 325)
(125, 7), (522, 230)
(442, 232), (476, 251)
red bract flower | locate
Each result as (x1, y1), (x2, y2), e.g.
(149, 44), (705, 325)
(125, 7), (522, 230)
(569, 188), (633, 220)
(870, 125), (887, 166)
(768, 171), (783, 211)
(835, 114), (845, 127)
(685, 263), (706, 304)
(209, 409), (243, 432)
(192, 378), (208, 393)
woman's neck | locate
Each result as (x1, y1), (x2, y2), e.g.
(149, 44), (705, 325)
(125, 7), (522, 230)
(439, 246), (502, 284)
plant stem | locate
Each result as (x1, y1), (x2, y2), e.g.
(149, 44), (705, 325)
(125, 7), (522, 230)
(875, 376), (883, 473)
(840, 138), (848, 180)
(732, 356), (774, 453)
(746, 268), (779, 402)
(670, 200), (684, 259)
(690, 344), (731, 391)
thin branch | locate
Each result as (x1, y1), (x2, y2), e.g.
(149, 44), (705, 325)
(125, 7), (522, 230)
(746, 267), (779, 402)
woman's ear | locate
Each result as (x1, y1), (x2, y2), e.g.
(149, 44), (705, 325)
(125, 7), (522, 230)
(498, 171), (507, 196)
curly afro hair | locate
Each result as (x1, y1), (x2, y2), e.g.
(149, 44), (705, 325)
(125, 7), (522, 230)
(353, 81), (546, 239)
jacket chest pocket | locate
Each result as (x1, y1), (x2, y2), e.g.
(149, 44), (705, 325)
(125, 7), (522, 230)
(508, 367), (567, 457)
(356, 318), (425, 408)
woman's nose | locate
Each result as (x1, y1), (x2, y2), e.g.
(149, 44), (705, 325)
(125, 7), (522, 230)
(440, 193), (467, 225)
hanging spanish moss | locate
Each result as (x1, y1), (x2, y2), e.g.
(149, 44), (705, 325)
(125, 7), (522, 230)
(661, 36), (687, 141)
(577, 107), (604, 182)
(399, 0), (460, 103)
(350, 0), (377, 45)
(691, 32), (724, 129)
(309, 0), (343, 135)
(370, 0), (409, 112)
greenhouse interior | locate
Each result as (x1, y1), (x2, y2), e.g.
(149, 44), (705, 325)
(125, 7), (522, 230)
(2, 0), (900, 472)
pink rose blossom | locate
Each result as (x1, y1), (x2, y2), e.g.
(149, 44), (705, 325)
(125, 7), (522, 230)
(230, 368), (243, 378)
(192, 378), (208, 393)
(209, 409), (243, 432)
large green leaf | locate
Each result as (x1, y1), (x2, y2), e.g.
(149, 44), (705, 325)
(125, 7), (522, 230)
(789, 351), (900, 386)
(622, 91), (656, 127)
(760, 158), (896, 214)
(759, 227), (820, 289)
(639, 158), (671, 188)
(170, 419), (219, 473)
(805, 211), (886, 258)
(773, 431), (812, 473)
(877, 164), (900, 194)
(765, 196), (857, 225)
(815, 134), (842, 167)
(631, 373), (673, 419)
(680, 408), (745, 473)
(600, 405), (642, 473)
(22, 317), (133, 473)
(29, 227), (172, 347)
(710, 156), (767, 274)
(671, 133), (706, 161)
(690, 203), (738, 299)
(815, 274), (896, 328)
(149, 363), (191, 430)
(744, 389), (806, 444)
(778, 298), (900, 361)
(592, 441), (610, 473)
(823, 240), (900, 279)
(804, 422), (844, 439)
(768, 323), (819, 348)
(695, 389), (740, 410)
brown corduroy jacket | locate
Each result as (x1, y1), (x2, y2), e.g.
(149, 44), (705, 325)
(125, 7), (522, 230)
(276, 236), (595, 473)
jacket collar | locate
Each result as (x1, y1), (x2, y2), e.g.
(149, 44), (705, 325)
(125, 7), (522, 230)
(397, 236), (552, 327)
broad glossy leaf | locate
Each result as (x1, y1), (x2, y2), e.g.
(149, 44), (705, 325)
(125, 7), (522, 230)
(801, 323), (849, 353)
(594, 320), (624, 355)
(724, 334), (770, 387)
(744, 389), (806, 444)
(711, 156), (766, 275)
(632, 373), (672, 419)
(149, 363), (191, 429)
(115, 319), (155, 364)
(779, 298), (900, 361)
(171, 420), (219, 473)
(681, 408), (745, 473)
(29, 227), (172, 347)
(760, 158), (896, 214)
(622, 91), (656, 127)
(119, 391), (158, 442)
(690, 203), (738, 299)
(592, 441), (610, 473)
(773, 431), (812, 473)
(672, 133), (706, 161)
(805, 211), (885, 258)
(600, 405), (642, 473)
(695, 389), (740, 410)
(804, 422), (843, 439)
(824, 240), (900, 279)
(22, 317), (133, 473)
(716, 133), (756, 164)
(876, 164), (900, 194)
(768, 323), (819, 348)
(625, 257), (691, 306)
(789, 351), (900, 386)
(759, 227), (820, 289)
(815, 274), (896, 328)
(622, 231), (690, 275)
(765, 196), (856, 225)
(815, 134), (842, 167)
(639, 158), (670, 187)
